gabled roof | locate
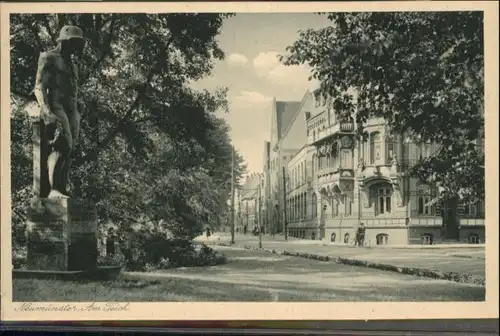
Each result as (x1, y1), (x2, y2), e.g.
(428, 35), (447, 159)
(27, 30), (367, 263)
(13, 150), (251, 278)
(280, 91), (311, 142)
(274, 100), (301, 140)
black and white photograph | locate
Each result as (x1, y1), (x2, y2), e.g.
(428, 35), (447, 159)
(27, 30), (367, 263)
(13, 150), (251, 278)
(1, 1), (498, 321)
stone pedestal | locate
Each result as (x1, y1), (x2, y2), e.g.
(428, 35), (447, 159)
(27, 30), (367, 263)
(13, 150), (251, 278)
(26, 197), (98, 271)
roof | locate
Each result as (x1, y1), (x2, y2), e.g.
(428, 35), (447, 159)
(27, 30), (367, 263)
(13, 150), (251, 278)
(275, 101), (301, 140)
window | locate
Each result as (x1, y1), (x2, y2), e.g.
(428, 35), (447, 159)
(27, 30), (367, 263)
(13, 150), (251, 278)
(370, 132), (381, 164)
(303, 193), (307, 218)
(332, 199), (339, 217)
(330, 233), (336, 242)
(313, 130), (316, 141)
(341, 149), (353, 169)
(344, 195), (352, 216)
(312, 154), (317, 176)
(376, 233), (389, 245)
(469, 234), (480, 244)
(311, 232), (316, 240)
(386, 135), (395, 164)
(312, 193), (318, 218)
(298, 195), (302, 220)
(478, 201), (485, 217)
(417, 184), (437, 216)
(421, 234), (434, 245)
(344, 233), (350, 244)
(302, 162), (305, 183)
(463, 203), (477, 216)
(422, 141), (434, 158)
(418, 195), (432, 215)
(376, 187), (392, 215)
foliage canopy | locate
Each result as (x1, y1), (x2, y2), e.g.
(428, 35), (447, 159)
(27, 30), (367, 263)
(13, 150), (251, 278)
(11, 13), (246, 246)
(282, 12), (485, 202)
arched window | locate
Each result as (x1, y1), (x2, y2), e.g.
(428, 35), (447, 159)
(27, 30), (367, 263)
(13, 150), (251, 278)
(370, 132), (381, 164)
(421, 234), (434, 245)
(469, 234), (480, 244)
(376, 233), (389, 245)
(344, 233), (350, 244)
(331, 233), (336, 242)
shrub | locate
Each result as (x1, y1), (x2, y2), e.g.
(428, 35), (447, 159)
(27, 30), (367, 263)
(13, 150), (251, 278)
(12, 246), (27, 269)
(118, 229), (227, 271)
(97, 252), (126, 267)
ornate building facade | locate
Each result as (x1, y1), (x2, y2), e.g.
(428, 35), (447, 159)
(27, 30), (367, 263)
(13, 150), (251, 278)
(305, 106), (485, 245)
(262, 91), (485, 245)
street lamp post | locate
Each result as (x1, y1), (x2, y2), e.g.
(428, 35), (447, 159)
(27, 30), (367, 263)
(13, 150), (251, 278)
(258, 182), (263, 249)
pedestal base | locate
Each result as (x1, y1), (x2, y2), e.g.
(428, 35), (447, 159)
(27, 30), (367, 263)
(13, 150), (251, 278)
(27, 197), (98, 271)
(12, 266), (123, 281)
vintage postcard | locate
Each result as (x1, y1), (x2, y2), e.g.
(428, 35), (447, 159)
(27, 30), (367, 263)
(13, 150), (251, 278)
(1, 1), (498, 322)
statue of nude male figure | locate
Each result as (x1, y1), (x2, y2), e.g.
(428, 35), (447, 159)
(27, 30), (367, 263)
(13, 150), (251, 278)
(34, 25), (85, 198)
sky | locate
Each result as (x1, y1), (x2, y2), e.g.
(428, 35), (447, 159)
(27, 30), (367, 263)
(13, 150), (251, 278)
(191, 13), (331, 175)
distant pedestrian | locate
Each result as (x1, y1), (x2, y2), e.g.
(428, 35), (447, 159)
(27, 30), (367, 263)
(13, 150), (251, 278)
(206, 226), (211, 238)
(356, 223), (366, 247)
(243, 225), (247, 235)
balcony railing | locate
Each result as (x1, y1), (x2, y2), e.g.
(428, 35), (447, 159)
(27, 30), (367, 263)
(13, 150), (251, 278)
(309, 120), (356, 145)
(340, 120), (355, 132)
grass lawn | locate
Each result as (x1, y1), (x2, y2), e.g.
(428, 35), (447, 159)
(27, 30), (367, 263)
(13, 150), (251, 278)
(13, 246), (485, 302)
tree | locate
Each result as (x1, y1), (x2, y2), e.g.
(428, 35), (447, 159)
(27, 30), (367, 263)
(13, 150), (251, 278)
(281, 12), (484, 204)
(10, 13), (246, 250)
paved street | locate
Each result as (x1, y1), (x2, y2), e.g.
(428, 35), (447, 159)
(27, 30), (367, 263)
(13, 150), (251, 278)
(197, 233), (485, 277)
(13, 245), (485, 302)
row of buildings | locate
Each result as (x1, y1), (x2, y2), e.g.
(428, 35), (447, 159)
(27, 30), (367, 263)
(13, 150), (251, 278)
(238, 91), (485, 245)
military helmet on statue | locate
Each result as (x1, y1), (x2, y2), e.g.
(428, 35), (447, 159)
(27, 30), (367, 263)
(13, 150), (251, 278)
(57, 25), (84, 42)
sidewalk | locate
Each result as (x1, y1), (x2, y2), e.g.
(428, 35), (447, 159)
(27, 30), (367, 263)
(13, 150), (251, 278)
(200, 233), (485, 282)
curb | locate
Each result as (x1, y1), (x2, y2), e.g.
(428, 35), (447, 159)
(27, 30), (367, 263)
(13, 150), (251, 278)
(213, 242), (485, 287)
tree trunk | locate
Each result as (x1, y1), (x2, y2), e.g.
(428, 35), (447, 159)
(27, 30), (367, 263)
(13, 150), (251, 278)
(442, 196), (460, 241)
